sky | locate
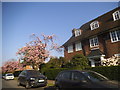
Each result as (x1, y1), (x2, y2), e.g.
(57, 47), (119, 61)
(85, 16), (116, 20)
(1, 2), (119, 65)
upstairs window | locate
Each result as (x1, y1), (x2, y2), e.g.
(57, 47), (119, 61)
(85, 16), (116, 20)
(68, 45), (73, 53)
(90, 21), (99, 30)
(75, 29), (81, 37)
(89, 37), (99, 47)
(75, 42), (82, 51)
(113, 10), (120, 21)
(110, 30), (120, 42)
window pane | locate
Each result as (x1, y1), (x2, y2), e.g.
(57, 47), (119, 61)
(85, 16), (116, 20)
(113, 10), (120, 21)
(62, 72), (71, 80)
(72, 72), (86, 81)
(68, 45), (73, 53)
(94, 37), (99, 46)
(116, 30), (120, 41)
(90, 39), (94, 47)
(75, 42), (82, 51)
(90, 21), (99, 30)
(75, 30), (81, 37)
(111, 31), (117, 42)
(90, 37), (99, 47)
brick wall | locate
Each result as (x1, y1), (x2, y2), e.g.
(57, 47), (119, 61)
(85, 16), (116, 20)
(64, 34), (120, 60)
(64, 48), (84, 61)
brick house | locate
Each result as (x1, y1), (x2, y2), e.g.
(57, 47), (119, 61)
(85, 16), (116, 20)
(63, 7), (120, 67)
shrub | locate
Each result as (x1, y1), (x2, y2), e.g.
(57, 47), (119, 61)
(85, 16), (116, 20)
(41, 68), (69, 80)
(13, 71), (22, 77)
(64, 54), (89, 69)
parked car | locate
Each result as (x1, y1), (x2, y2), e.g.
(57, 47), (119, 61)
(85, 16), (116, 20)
(17, 70), (47, 89)
(2, 74), (5, 79)
(4, 73), (14, 80)
(55, 70), (120, 89)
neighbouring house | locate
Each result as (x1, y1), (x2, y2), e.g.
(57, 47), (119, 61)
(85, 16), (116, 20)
(63, 7), (120, 67)
(24, 65), (33, 70)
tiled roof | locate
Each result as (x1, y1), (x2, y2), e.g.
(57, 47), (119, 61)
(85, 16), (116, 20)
(87, 49), (104, 58)
(63, 7), (120, 47)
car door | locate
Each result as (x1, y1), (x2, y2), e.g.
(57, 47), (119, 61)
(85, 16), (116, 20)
(71, 71), (90, 88)
(19, 71), (27, 85)
(60, 71), (72, 88)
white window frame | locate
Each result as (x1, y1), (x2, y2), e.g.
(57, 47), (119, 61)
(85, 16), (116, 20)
(112, 10), (120, 21)
(75, 30), (81, 37)
(110, 30), (120, 42)
(89, 37), (99, 47)
(75, 42), (82, 51)
(90, 21), (99, 30)
(68, 45), (73, 53)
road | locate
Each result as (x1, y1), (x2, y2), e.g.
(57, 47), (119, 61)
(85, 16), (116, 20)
(2, 78), (56, 90)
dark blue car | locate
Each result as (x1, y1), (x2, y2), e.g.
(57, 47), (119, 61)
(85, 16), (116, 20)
(55, 70), (119, 89)
(17, 70), (47, 89)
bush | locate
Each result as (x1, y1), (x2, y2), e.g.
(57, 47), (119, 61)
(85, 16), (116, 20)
(41, 68), (69, 80)
(13, 71), (22, 77)
(86, 66), (120, 81)
(64, 54), (89, 69)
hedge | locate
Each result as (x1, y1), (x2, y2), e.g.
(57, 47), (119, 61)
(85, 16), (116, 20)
(85, 66), (120, 81)
(41, 68), (69, 80)
(13, 71), (22, 77)
(42, 66), (120, 81)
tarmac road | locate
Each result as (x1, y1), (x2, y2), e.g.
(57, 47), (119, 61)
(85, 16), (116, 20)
(1, 78), (48, 90)
(2, 78), (56, 90)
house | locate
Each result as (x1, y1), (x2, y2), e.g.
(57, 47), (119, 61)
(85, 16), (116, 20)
(63, 7), (120, 67)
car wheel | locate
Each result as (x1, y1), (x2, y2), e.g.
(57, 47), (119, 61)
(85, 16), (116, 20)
(56, 86), (60, 90)
(25, 81), (31, 89)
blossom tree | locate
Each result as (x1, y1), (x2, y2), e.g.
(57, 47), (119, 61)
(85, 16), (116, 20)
(2, 60), (23, 73)
(16, 34), (62, 70)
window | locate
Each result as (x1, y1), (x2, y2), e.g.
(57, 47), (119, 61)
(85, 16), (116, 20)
(89, 37), (99, 47)
(62, 71), (71, 80)
(90, 21), (99, 30)
(72, 71), (86, 81)
(75, 42), (82, 51)
(68, 45), (73, 53)
(110, 30), (120, 42)
(113, 10), (120, 21)
(75, 30), (81, 37)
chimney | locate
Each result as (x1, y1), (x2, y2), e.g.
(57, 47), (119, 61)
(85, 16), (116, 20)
(72, 28), (76, 36)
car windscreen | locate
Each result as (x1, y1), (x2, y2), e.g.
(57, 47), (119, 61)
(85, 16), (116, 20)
(82, 71), (108, 82)
(6, 74), (13, 76)
(27, 70), (41, 76)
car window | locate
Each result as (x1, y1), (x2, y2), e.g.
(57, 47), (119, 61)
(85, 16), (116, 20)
(72, 71), (87, 81)
(6, 74), (13, 76)
(61, 71), (71, 80)
(56, 72), (63, 79)
(27, 70), (41, 76)
(82, 71), (108, 82)
(20, 71), (26, 76)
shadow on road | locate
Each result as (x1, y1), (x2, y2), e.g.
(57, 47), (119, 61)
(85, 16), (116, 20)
(44, 86), (57, 90)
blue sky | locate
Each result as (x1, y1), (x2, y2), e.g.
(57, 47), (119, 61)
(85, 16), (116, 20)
(2, 2), (118, 65)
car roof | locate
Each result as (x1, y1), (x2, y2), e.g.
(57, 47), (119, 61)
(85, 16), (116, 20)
(59, 70), (98, 75)
(61, 70), (93, 73)
(6, 73), (13, 74)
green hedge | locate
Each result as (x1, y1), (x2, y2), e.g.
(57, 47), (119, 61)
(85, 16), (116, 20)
(86, 66), (120, 81)
(42, 66), (120, 81)
(42, 68), (69, 80)
(13, 71), (22, 77)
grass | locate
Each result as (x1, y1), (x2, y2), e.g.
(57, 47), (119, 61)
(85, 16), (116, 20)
(47, 80), (55, 87)
(47, 83), (54, 86)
